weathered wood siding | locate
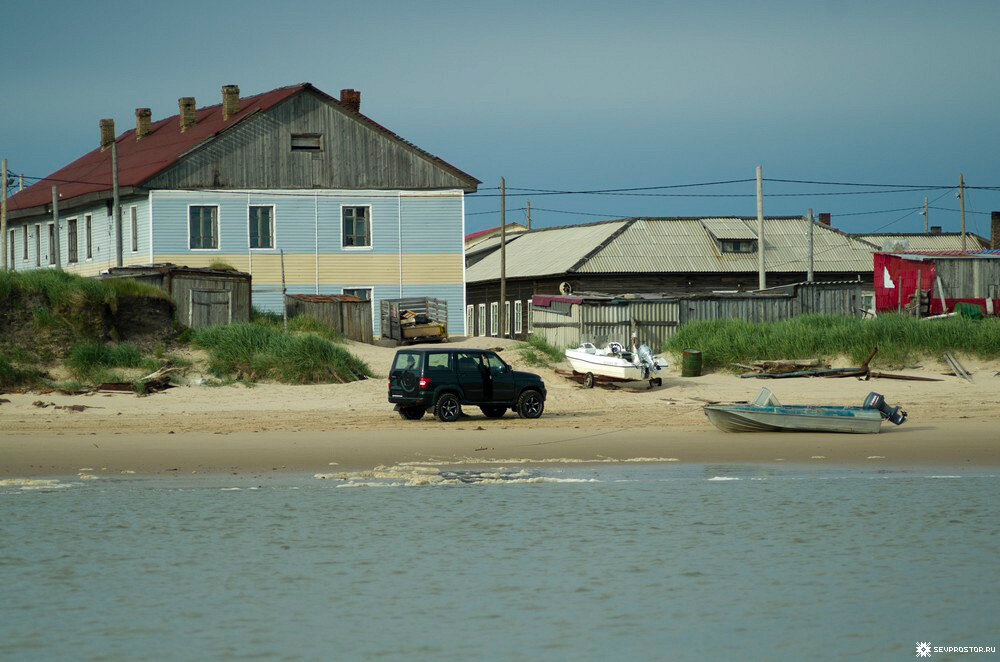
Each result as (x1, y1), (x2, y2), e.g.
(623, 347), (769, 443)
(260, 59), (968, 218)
(284, 296), (374, 344)
(466, 272), (870, 340)
(171, 274), (251, 327)
(144, 90), (473, 192)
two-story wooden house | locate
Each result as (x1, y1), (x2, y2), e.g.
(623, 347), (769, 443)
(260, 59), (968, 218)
(4, 83), (479, 335)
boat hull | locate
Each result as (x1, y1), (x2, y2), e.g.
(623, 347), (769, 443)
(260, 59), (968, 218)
(565, 351), (647, 380)
(704, 405), (884, 434)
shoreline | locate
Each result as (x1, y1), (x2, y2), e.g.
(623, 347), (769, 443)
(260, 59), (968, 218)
(3, 423), (998, 476)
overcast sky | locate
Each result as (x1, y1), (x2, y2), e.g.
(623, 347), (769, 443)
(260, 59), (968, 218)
(4, 0), (999, 235)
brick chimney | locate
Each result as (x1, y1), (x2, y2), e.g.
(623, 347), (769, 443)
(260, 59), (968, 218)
(340, 88), (361, 112)
(99, 118), (115, 151)
(135, 108), (152, 139)
(992, 212), (1000, 249)
(930, 225), (942, 234)
(178, 97), (197, 132)
(817, 213), (831, 226)
(222, 85), (240, 120)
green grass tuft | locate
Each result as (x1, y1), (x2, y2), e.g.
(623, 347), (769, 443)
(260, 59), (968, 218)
(665, 314), (1000, 370)
(0, 354), (45, 388)
(192, 322), (371, 384)
(517, 335), (565, 368)
(65, 342), (159, 381)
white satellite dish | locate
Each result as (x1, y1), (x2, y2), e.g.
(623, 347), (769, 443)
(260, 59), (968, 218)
(559, 282), (573, 295)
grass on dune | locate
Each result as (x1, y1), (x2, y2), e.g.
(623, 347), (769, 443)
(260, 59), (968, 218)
(65, 342), (160, 381)
(665, 314), (1000, 370)
(518, 335), (566, 368)
(192, 322), (370, 383)
(0, 269), (167, 308)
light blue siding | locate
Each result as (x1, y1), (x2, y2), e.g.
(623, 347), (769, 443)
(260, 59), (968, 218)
(400, 196), (465, 254)
(148, 189), (466, 337)
(5, 196), (144, 274)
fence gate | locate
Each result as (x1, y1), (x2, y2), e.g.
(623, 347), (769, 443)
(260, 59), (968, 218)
(190, 289), (233, 328)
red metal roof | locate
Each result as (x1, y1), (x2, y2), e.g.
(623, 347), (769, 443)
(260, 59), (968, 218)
(9, 83), (480, 214)
(8, 85), (307, 213)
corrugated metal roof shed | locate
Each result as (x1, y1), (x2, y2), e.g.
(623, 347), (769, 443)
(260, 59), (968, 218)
(465, 221), (628, 282)
(466, 217), (878, 281)
(578, 217), (876, 274)
(856, 233), (989, 252)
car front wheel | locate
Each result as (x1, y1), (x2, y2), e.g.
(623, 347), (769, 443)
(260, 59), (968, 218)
(516, 390), (544, 419)
(435, 393), (462, 423)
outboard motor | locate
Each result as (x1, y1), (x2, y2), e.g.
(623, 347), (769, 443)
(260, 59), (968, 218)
(863, 392), (907, 425)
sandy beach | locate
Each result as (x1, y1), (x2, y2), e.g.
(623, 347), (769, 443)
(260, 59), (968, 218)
(2, 337), (999, 475)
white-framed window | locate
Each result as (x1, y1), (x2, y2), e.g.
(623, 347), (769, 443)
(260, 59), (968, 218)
(341, 206), (371, 248)
(67, 218), (79, 264)
(34, 224), (41, 267)
(189, 205), (219, 250)
(526, 300), (533, 334)
(249, 205), (275, 249)
(85, 215), (92, 260)
(130, 206), (138, 252)
(504, 301), (511, 336)
(489, 302), (498, 336)
(466, 305), (474, 337)
(47, 223), (56, 265)
(514, 300), (523, 335)
(22, 225), (28, 260)
(342, 287), (371, 300)
(477, 303), (486, 337)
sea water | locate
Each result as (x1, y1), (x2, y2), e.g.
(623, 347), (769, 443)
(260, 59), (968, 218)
(1, 464), (997, 661)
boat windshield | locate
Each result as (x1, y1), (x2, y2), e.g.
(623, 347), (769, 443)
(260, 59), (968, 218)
(752, 388), (781, 407)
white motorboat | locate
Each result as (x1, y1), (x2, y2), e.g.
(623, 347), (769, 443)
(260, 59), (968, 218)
(565, 341), (667, 384)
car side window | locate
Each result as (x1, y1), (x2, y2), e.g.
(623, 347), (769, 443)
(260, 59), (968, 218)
(426, 352), (453, 371)
(456, 352), (482, 372)
(485, 353), (508, 374)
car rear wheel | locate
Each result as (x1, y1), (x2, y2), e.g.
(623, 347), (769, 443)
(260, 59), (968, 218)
(435, 393), (462, 423)
(480, 405), (507, 419)
(516, 390), (544, 419)
(398, 405), (425, 420)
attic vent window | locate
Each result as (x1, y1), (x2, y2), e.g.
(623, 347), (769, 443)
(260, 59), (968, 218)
(722, 240), (756, 253)
(291, 133), (323, 151)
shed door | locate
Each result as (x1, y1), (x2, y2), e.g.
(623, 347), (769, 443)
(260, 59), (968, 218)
(190, 289), (233, 328)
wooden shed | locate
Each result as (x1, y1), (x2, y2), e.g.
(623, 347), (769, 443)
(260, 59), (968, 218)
(284, 294), (374, 343)
(101, 264), (252, 328)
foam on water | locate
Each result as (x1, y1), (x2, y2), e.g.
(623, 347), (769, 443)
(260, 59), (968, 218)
(316, 464), (600, 487)
(0, 478), (76, 491)
(708, 476), (741, 481)
(397, 456), (680, 466)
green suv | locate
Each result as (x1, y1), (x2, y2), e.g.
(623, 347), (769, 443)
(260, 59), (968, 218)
(388, 348), (547, 422)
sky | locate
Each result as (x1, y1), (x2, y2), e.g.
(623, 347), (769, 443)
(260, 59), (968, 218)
(4, 0), (1000, 237)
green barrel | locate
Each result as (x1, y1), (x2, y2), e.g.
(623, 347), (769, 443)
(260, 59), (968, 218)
(681, 349), (702, 377)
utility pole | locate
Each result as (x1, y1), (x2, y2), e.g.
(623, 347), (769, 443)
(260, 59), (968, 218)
(756, 165), (766, 289)
(923, 196), (929, 233)
(1, 159), (7, 271)
(958, 173), (966, 250)
(112, 141), (123, 267)
(526, 199), (531, 231)
(51, 186), (61, 268)
(18, 174), (24, 192)
(499, 177), (506, 337)
(806, 208), (814, 282)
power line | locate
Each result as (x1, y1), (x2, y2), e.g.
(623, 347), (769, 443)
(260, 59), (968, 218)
(764, 177), (1000, 190)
